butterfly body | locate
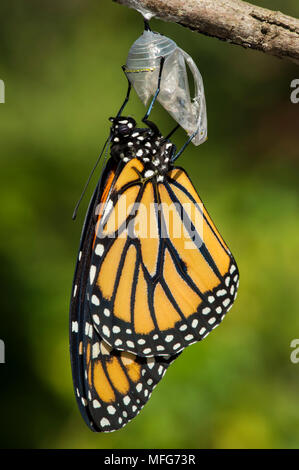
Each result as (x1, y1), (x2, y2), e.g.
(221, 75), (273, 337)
(109, 116), (175, 181)
(70, 115), (239, 432)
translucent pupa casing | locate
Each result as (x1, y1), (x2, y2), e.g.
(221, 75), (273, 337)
(124, 30), (207, 146)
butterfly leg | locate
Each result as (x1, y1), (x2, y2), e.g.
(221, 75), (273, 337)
(164, 123), (180, 141)
(141, 56), (165, 132)
(171, 129), (199, 162)
(116, 67), (132, 117)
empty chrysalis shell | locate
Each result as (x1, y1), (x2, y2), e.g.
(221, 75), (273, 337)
(124, 30), (207, 146)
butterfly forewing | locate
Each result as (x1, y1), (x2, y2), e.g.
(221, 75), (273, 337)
(87, 159), (239, 357)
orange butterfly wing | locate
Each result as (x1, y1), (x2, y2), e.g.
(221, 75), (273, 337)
(87, 159), (239, 357)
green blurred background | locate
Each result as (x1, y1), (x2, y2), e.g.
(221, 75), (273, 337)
(0, 0), (299, 449)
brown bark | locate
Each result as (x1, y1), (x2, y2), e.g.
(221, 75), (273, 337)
(114, 0), (299, 63)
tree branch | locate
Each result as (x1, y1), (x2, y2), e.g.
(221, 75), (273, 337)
(113, 0), (299, 63)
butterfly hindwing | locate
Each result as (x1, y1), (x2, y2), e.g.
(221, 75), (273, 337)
(82, 321), (180, 432)
(70, 157), (121, 430)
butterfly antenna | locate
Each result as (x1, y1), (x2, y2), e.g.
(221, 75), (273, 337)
(72, 61), (135, 221)
(95, 134), (112, 193)
(72, 134), (112, 220)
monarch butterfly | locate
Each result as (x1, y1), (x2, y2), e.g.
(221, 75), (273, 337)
(70, 60), (239, 433)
